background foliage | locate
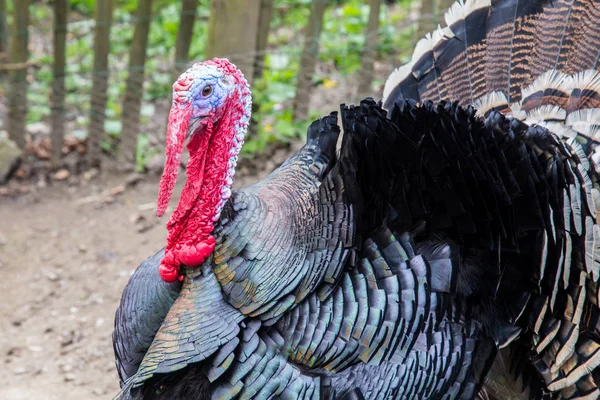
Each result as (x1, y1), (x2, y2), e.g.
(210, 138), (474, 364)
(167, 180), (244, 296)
(1, 0), (438, 173)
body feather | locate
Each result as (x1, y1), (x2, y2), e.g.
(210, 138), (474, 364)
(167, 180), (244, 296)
(115, 0), (600, 398)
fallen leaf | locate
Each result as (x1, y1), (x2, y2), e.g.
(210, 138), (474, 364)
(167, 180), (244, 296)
(53, 169), (70, 181)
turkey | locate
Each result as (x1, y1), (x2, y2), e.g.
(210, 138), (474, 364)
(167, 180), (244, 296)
(113, 0), (600, 399)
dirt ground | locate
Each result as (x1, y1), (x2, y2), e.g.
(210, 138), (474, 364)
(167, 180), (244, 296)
(0, 156), (288, 399)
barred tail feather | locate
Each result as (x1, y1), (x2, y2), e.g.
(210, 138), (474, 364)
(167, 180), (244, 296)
(566, 2), (600, 73)
(383, 0), (600, 397)
(383, 0), (600, 116)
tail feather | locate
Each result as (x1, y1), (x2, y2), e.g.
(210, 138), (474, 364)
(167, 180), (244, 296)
(484, 0), (544, 102)
(380, 0), (600, 396)
(553, 0), (591, 74)
(520, 70), (571, 112)
(439, 0), (491, 104)
(565, 70), (600, 113)
(383, 0), (600, 124)
(530, 0), (579, 77)
(412, 29), (450, 102)
(565, 1), (600, 73)
(382, 28), (451, 104)
(383, 2), (600, 395)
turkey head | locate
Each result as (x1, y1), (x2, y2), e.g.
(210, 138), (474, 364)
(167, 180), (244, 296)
(156, 59), (252, 282)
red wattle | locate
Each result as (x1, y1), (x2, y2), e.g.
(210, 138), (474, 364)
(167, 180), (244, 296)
(157, 59), (250, 282)
(159, 254), (180, 283)
(177, 235), (216, 267)
(157, 99), (192, 217)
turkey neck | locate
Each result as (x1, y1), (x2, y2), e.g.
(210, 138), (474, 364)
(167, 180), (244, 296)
(162, 89), (251, 281)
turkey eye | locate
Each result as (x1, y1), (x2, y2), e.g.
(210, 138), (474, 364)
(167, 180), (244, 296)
(202, 85), (213, 97)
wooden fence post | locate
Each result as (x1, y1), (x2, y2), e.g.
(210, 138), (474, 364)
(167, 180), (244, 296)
(7, 0), (30, 150)
(119, 0), (154, 168)
(292, 0), (328, 122)
(87, 0), (114, 168)
(0, 0), (7, 80)
(205, 0), (271, 140)
(205, 0), (262, 86)
(50, 0), (68, 168)
(253, 0), (274, 82)
(248, 0), (274, 140)
(163, 0), (200, 145)
(167, 0), (199, 117)
(416, 0), (453, 40)
(357, 0), (382, 100)
(172, 0), (199, 78)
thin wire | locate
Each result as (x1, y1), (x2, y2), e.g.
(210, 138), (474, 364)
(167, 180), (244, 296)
(1, 0), (431, 148)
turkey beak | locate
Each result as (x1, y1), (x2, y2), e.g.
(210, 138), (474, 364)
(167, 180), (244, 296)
(156, 103), (192, 217)
(185, 116), (207, 139)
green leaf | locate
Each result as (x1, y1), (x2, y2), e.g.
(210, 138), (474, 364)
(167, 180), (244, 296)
(141, 104), (155, 117)
(135, 134), (152, 172)
(104, 120), (122, 137)
(269, 53), (290, 70)
(100, 137), (114, 153)
(72, 129), (88, 140)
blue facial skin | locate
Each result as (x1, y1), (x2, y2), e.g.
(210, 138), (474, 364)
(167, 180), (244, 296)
(188, 72), (234, 121)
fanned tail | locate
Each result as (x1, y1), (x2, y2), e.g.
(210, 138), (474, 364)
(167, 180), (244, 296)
(383, 0), (600, 122)
(383, 0), (600, 398)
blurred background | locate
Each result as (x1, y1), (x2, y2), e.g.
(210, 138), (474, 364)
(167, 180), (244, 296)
(0, 0), (453, 399)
